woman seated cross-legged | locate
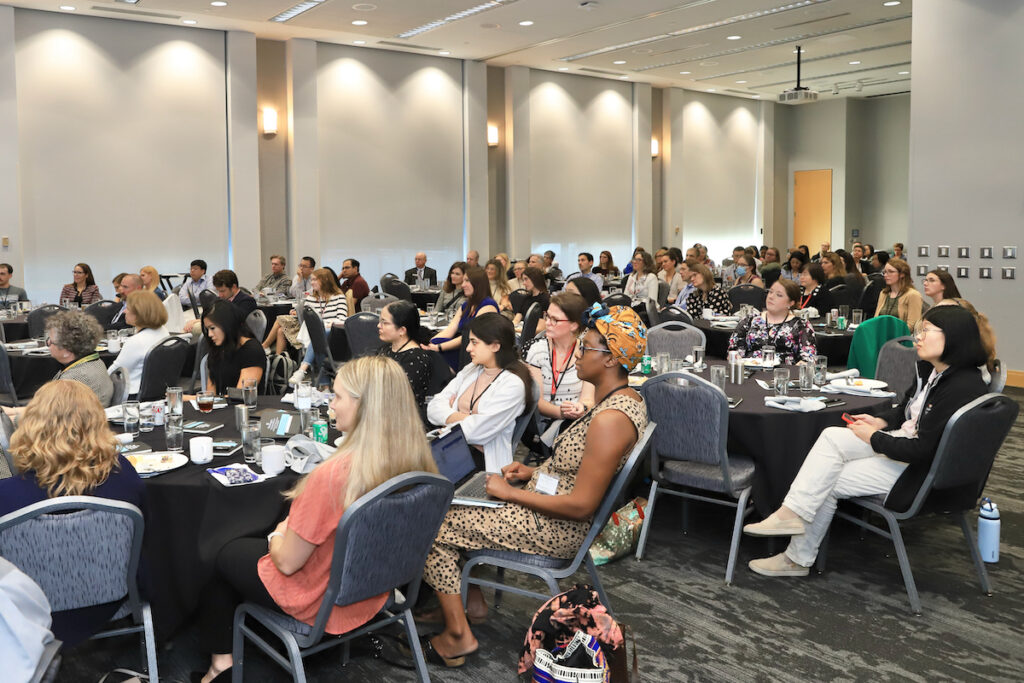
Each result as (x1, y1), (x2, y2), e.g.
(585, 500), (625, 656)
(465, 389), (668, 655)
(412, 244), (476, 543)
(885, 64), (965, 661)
(192, 356), (439, 683)
(418, 303), (648, 668)
(743, 305), (989, 576)
(728, 280), (816, 365)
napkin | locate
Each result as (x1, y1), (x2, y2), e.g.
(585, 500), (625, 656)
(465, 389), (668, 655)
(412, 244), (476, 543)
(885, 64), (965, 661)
(821, 384), (896, 398)
(804, 307), (819, 318)
(105, 401), (160, 420)
(3, 342), (39, 350)
(765, 397), (826, 412)
(755, 379), (771, 390)
(826, 369), (860, 381)
(207, 464), (274, 487)
(281, 389), (332, 408)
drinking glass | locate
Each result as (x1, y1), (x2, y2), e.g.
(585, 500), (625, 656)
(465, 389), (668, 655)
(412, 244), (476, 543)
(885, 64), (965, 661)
(656, 352), (670, 374)
(122, 400), (140, 437)
(773, 367), (791, 397)
(839, 305), (850, 321)
(426, 303), (436, 324)
(762, 345), (776, 367)
(814, 355), (829, 386)
(851, 309), (863, 326)
(299, 408), (313, 437)
(166, 387), (183, 416)
(165, 413), (184, 452)
(241, 420), (262, 465)
(710, 364), (727, 393)
(242, 378), (258, 410)
(296, 381), (312, 411)
(139, 406), (154, 433)
(799, 363), (815, 392)
(692, 345), (705, 370)
(670, 359), (687, 373)
(197, 391), (215, 414)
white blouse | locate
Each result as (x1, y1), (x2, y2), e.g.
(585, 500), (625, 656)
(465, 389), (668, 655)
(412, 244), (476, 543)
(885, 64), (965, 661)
(625, 272), (658, 301)
(107, 326), (170, 395)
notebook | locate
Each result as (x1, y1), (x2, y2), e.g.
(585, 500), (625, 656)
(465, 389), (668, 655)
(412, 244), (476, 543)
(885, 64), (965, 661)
(259, 410), (301, 439)
(429, 425), (515, 508)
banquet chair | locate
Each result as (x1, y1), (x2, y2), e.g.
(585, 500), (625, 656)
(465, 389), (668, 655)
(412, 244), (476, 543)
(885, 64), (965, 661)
(198, 289), (219, 312)
(657, 281), (670, 307)
(509, 382), (541, 454)
(109, 367), (129, 406)
(425, 349), (454, 397)
(0, 441), (13, 480)
(859, 277), (886, 318)
(874, 336), (917, 398)
(508, 289), (529, 316)
(988, 359), (1006, 393)
(84, 300), (120, 329)
(0, 497), (159, 681)
(344, 312), (381, 358)
(27, 305), (65, 338)
(636, 374), (753, 584)
(245, 309), (267, 342)
(461, 423), (655, 614)
(816, 393), (1019, 614)
(301, 308), (339, 384)
(137, 336), (190, 402)
(827, 284), (856, 309)
(847, 315), (910, 379)
(645, 299), (662, 327)
(231, 473), (454, 683)
(647, 321), (707, 361)
(658, 306), (694, 325)
(186, 288), (202, 322)
(379, 273), (398, 292)
(0, 343), (26, 407)
(361, 292), (397, 315)
(520, 302), (544, 344)
(383, 278), (413, 302)
(727, 284), (766, 312)
(603, 293), (631, 308)
(328, 326), (352, 363)
(189, 336), (209, 393)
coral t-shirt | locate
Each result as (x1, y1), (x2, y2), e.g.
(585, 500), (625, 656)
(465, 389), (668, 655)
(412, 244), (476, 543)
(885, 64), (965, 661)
(257, 454), (388, 634)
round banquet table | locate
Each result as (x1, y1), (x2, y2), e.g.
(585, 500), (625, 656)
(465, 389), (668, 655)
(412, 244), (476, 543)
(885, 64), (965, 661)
(680, 362), (893, 516)
(411, 288), (440, 311)
(692, 317), (855, 364)
(132, 396), (339, 638)
(1, 314), (29, 342)
(257, 300), (293, 323)
(7, 346), (116, 397)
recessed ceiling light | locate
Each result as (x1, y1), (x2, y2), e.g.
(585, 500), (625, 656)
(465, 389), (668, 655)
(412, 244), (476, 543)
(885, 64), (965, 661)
(613, 60), (626, 65)
(182, 19), (197, 24)
(726, 35), (741, 40)
(518, 20), (534, 26)
(849, 60), (861, 65)
(558, 67), (569, 71)
(352, 3), (377, 9)
(752, 95), (760, 99)
(351, 19), (368, 25)
(736, 80), (747, 84)
(883, 1), (900, 6)
(59, 4), (75, 9)
(706, 88), (715, 92)
(679, 71), (691, 75)
(619, 76), (629, 80)
(898, 70), (909, 75)
(792, 48), (805, 54)
(210, 1), (227, 6)
(439, 50), (450, 55)
(354, 40), (366, 44)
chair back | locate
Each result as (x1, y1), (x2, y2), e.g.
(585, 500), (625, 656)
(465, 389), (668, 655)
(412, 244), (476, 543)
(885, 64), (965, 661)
(874, 336), (917, 398)
(642, 373), (736, 490)
(645, 299), (661, 327)
(361, 292), (397, 315)
(245, 309), (267, 342)
(198, 289), (218, 312)
(646, 321), (707, 359)
(190, 335), (209, 393)
(521, 302), (544, 343)
(656, 281), (670, 307)
(84, 300), (120, 328)
(508, 289), (529, 315)
(383, 279), (413, 302)
(828, 283), (856, 309)
(859, 277), (886, 318)
(425, 349), (453, 396)
(379, 273), (398, 292)
(109, 367), (129, 405)
(847, 315), (910, 378)
(306, 473), (453, 639)
(988, 359), (1006, 393)
(137, 335), (189, 402)
(0, 344), (19, 407)
(186, 287), (201, 321)
(603, 293), (631, 308)
(345, 312), (381, 358)
(900, 394), (1019, 517)
(727, 284), (766, 312)
(658, 305), (694, 325)
(27, 305), (64, 338)
(328, 326), (352, 363)
(301, 308), (335, 380)
(0, 409), (14, 452)
(0, 497), (144, 614)
(0, 446), (12, 480)
(511, 382), (541, 449)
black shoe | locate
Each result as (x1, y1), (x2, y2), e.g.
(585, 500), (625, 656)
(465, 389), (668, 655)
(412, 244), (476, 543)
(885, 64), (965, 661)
(190, 669), (231, 683)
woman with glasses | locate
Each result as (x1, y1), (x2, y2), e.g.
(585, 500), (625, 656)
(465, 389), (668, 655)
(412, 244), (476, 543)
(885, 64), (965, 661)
(420, 304), (647, 668)
(59, 263), (102, 306)
(48, 310), (113, 406)
(684, 263), (731, 317)
(875, 258), (923, 329)
(623, 251), (659, 301)
(376, 300), (433, 423)
(744, 305), (989, 576)
(922, 269), (961, 305)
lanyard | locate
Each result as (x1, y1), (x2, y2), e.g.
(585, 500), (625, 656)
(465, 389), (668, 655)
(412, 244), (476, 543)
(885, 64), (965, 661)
(799, 286), (818, 309)
(548, 339), (577, 400)
(65, 352), (100, 371)
(469, 368), (505, 413)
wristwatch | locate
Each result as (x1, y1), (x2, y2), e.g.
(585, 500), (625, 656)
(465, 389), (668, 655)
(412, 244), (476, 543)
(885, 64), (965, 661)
(267, 531), (284, 544)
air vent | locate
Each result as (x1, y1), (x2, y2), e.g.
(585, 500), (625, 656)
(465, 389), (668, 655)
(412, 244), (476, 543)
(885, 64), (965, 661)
(579, 67), (624, 76)
(376, 40), (442, 52)
(90, 5), (180, 18)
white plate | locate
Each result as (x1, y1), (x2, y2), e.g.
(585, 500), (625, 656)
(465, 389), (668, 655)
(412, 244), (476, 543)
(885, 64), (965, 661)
(743, 358), (780, 368)
(829, 378), (888, 390)
(125, 451), (188, 476)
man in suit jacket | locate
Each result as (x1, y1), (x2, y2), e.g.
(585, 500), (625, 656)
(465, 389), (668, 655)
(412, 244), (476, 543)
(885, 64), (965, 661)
(107, 273), (144, 330)
(404, 252), (437, 286)
(212, 269), (257, 316)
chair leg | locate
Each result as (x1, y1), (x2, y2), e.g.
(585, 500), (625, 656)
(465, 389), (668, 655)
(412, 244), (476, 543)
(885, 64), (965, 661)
(141, 604), (159, 682)
(284, 635), (307, 683)
(815, 529), (830, 574)
(635, 480), (658, 561)
(958, 512), (992, 596)
(402, 608), (430, 683)
(682, 498), (690, 535)
(494, 567), (506, 610)
(725, 488), (751, 585)
(231, 610), (246, 683)
(584, 555), (611, 614)
(884, 514), (921, 614)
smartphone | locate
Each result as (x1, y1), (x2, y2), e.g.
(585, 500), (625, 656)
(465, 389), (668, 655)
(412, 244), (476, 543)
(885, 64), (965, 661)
(841, 412), (855, 424)
(821, 398), (846, 407)
(727, 397), (743, 408)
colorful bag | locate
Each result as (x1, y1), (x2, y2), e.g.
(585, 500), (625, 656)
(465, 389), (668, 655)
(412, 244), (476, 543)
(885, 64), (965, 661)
(589, 498), (647, 566)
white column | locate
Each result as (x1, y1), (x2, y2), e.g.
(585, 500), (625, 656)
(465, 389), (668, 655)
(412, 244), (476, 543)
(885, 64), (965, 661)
(225, 31), (261, 286)
(631, 83), (653, 251)
(660, 88), (685, 251)
(757, 100), (777, 247)
(463, 60), (489, 259)
(285, 39), (319, 268)
(504, 65), (531, 258)
(0, 7), (23, 289)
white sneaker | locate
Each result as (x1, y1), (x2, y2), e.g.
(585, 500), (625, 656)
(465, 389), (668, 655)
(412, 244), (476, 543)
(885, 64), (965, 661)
(289, 367), (307, 386)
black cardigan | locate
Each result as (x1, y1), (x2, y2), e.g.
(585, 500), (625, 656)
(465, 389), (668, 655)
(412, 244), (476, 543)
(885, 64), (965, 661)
(871, 361), (987, 512)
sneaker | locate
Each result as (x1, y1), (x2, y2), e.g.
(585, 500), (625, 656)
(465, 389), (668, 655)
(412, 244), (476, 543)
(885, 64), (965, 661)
(749, 552), (809, 577)
(289, 367), (307, 386)
(263, 346), (272, 356)
(743, 512), (805, 537)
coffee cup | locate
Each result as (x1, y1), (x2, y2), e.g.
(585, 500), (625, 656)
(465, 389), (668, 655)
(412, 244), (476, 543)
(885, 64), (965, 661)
(261, 444), (288, 476)
(189, 436), (214, 465)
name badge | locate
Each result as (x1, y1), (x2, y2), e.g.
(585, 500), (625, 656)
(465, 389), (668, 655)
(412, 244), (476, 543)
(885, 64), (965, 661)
(535, 472), (559, 495)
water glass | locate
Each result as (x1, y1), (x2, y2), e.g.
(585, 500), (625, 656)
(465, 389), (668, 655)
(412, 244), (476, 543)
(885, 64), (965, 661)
(296, 381), (312, 411)
(656, 352), (671, 374)
(773, 368), (791, 397)
(799, 363), (815, 392)
(242, 378), (258, 410)
(851, 309), (863, 326)
(299, 408), (313, 437)
(165, 413), (184, 452)
(122, 400), (140, 437)
(710, 364), (727, 393)
(241, 420), (262, 465)
(692, 345), (705, 370)
(762, 345), (776, 367)
(166, 387), (183, 416)
(670, 359), (687, 373)
(139, 406), (154, 433)
(814, 355), (829, 386)
(426, 303), (436, 320)
(839, 305), (850, 321)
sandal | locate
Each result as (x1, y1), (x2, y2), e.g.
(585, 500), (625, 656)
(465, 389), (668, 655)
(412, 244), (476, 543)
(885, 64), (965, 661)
(398, 633), (476, 669)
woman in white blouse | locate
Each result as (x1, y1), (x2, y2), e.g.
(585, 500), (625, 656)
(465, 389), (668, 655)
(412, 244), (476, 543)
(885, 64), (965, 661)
(107, 290), (170, 396)
(657, 250), (685, 302)
(624, 251), (659, 301)
(427, 313), (535, 472)
(289, 269), (349, 385)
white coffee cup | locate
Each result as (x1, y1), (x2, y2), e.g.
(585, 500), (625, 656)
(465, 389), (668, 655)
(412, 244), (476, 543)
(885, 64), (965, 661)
(107, 336), (121, 353)
(703, 308), (715, 320)
(261, 444), (288, 476)
(189, 436), (214, 464)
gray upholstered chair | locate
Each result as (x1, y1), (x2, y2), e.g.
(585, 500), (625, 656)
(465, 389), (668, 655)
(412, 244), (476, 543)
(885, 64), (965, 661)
(344, 312), (381, 358)
(645, 299), (662, 327)
(0, 343), (26, 407)
(658, 305), (694, 325)
(520, 302), (544, 344)
(27, 305), (65, 338)
(646, 321), (707, 360)
(383, 278), (413, 302)
(137, 336), (189, 402)
(0, 497), (159, 680)
(637, 373), (754, 584)
(816, 393), (1019, 614)
(988, 358), (1006, 393)
(301, 307), (339, 384)
(109, 367), (129, 406)
(657, 280), (670, 307)
(245, 309), (267, 342)
(361, 292), (398, 315)
(460, 423), (656, 613)
(231, 472), (454, 683)
(874, 336), (917, 398)
(84, 300), (120, 329)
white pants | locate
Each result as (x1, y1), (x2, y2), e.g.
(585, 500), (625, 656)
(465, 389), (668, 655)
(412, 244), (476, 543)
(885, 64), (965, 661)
(783, 427), (908, 566)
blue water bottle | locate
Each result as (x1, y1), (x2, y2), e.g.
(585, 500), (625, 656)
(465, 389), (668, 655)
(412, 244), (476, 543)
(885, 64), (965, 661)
(978, 497), (1000, 563)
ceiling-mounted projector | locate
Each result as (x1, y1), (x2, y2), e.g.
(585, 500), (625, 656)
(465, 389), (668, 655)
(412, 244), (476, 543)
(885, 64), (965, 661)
(778, 44), (818, 104)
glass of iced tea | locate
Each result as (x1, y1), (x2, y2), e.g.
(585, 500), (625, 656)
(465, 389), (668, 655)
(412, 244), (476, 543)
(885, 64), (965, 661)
(197, 391), (215, 414)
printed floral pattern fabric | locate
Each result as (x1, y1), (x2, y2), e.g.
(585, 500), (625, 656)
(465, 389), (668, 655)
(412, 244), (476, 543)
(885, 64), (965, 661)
(727, 313), (817, 364)
(582, 303), (647, 370)
(685, 286), (732, 316)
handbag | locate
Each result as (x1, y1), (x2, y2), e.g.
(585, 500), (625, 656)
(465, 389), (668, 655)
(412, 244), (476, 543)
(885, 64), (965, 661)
(532, 630), (609, 683)
(588, 498), (647, 566)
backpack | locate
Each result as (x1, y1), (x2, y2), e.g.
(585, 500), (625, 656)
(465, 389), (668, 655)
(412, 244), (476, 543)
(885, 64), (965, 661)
(267, 353), (297, 396)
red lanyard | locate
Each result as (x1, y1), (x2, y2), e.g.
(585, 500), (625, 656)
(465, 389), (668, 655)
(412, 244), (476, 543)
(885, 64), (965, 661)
(549, 340), (577, 399)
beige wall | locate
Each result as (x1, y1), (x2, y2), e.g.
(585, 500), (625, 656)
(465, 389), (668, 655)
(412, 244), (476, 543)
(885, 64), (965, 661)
(257, 39), (288, 273)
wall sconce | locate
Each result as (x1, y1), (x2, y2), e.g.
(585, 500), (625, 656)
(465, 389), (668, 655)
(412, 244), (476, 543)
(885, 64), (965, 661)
(487, 124), (499, 147)
(261, 107), (278, 135)
(651, 138), (659, 157)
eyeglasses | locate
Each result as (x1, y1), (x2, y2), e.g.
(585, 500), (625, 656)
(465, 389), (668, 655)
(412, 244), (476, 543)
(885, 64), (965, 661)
(914, 325), (944, 338)
(377, 319), (395, 327)
(580, 346), (612, 355)
(543, 313), (569, 324)
(72, 270), (85, 275)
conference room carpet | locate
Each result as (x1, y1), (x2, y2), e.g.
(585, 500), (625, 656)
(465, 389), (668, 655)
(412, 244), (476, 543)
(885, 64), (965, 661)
(58, 388), (1024, 682)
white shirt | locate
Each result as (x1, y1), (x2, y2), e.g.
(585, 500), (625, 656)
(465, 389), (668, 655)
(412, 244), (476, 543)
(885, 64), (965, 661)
(107, 325), (170, 394)
(625, 272), (658, 301)
(427, 364), (526, 472)
(0, 558), (55, 683)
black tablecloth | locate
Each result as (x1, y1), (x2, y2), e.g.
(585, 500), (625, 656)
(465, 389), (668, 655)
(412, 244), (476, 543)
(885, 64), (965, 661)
(258, 301), (293, 322)
(411, 289), (440, 311)
(134, 396), (338, 638)
(2, 315), (29, 342)
(8, 347), (117, 397)
(686, 362), (892, 516)
(692, 318), (855, 364)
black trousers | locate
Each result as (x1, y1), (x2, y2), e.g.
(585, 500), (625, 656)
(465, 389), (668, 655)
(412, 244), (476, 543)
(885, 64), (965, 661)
(199, 537), (281, 654)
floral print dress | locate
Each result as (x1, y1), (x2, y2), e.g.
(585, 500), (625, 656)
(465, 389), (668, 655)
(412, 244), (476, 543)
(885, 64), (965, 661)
(727, 313), (817, 364)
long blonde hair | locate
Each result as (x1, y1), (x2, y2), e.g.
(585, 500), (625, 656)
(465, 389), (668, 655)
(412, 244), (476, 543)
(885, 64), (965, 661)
(139, 265), (161, 291)
(9, 380), (120, 497)
(286, 356), (436, 507)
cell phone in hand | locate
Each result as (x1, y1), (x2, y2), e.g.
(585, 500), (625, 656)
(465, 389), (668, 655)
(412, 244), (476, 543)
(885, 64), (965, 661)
(841, 412), (855, 424)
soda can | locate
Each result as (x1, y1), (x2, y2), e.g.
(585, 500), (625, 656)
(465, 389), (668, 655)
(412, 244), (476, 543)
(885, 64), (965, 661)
(641, 355), (652, 375)
(836, 316), (847, 331)
(151, 401), (165, 426)
(312, 419), (329, 444)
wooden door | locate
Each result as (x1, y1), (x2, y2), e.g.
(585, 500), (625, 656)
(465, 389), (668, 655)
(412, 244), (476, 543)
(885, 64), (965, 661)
(793, 169), (832, 249)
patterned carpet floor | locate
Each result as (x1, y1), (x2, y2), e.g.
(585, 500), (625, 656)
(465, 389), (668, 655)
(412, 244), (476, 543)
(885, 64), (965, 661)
(59, 388), (1024, 682)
